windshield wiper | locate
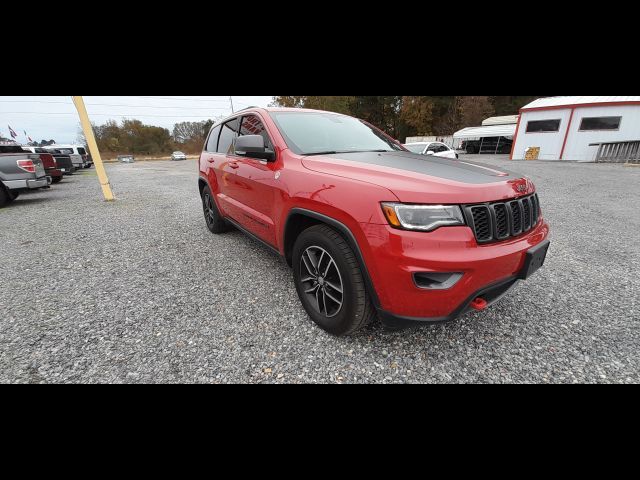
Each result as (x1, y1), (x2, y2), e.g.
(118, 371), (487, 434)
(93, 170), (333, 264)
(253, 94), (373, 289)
(305, 151), (341, 156)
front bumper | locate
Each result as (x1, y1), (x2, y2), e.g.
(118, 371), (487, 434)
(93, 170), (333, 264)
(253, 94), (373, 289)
(378, 275), (522, 329)
(360, 219), (550, 326)
(2, 177), (49, 190)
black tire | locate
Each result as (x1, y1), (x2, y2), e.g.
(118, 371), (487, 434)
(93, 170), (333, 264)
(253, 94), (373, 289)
(201, 185), (230, 234)
(292, 224), (376, 336)
(52, 177), (63, 184)
(0, 185), (8, 208)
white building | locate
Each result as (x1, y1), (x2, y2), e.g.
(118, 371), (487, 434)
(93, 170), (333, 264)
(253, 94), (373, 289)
(511, 96), (640, 162)
(482, 115), (519, 126)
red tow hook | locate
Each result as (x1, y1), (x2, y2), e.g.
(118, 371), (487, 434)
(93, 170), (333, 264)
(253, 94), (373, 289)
(470, 297), (488, 311)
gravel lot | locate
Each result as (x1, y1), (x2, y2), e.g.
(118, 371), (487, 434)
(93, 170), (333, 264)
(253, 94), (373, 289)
(1, 156), (638, 383)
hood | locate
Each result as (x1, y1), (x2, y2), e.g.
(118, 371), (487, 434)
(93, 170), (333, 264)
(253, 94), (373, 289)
(301, 151), (535, 204)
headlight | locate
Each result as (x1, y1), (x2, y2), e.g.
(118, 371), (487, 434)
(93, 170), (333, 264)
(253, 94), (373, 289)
(381, 203), (465, 231)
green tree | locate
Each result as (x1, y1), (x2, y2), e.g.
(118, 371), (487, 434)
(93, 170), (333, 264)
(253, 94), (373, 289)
(92, 119), (172, 155)
(270, 95), (548, 140)
(400, 96), (434, 135)
(273, 96), (354, 114)
(490, 96), (541, 115)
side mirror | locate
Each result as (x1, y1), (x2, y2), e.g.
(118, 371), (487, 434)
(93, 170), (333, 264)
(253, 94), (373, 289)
(426, 150), (435, 156)
(235, 135), (275, 161)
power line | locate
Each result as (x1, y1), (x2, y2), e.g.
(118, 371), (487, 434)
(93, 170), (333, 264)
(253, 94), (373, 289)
(1, 112), (219, 118)
(0, 100), (233, 110)
(130, 96), (233, 102)
(130, 96), (255, 106)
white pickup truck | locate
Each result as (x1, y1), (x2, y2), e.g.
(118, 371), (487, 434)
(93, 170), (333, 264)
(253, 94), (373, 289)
(45, 144), (92, 170)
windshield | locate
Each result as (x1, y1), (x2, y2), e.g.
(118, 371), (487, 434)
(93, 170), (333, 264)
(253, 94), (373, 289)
(269, 111), (404, 156)
(404, 144), (427, 153)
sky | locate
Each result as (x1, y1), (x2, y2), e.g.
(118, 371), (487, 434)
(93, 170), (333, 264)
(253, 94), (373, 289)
(0, 96), (274, 143)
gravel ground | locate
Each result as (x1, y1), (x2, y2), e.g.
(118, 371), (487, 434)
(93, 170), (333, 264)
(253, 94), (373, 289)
(1, 156), (638, 383)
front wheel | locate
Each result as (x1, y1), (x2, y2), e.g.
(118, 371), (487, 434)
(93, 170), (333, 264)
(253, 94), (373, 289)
(52, 177), (63, 184)
(292, 224), (376, 336)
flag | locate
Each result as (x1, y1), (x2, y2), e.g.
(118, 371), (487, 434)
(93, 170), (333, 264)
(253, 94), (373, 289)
(8, 125), (18, 139)
(24, 130), (33, 143)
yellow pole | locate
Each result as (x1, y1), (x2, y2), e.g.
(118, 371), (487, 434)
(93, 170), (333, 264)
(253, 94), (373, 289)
(71, 96), (115, 201)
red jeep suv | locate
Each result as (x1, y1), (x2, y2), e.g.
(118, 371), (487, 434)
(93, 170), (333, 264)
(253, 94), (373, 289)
(198, 108), (550, 336)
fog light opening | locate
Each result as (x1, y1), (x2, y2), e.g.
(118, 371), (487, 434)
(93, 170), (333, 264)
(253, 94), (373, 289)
(413, 272), (463, 290)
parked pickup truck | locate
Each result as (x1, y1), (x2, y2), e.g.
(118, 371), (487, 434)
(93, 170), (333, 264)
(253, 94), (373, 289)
(23, 146), (75, 177)
(45, 144), (92, 169)
(0, 142), (49, 207)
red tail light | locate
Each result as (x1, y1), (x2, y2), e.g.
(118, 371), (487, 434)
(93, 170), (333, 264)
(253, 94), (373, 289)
(17, 159), (36, 173)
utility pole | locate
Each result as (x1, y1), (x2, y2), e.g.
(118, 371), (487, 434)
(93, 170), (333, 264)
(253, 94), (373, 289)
(71, 96), (115, 201)
(230, 96), (235, 113)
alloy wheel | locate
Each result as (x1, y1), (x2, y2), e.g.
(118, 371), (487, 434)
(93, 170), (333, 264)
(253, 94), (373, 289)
(299, 246), (344, 318)
(203, 194), (216, 226)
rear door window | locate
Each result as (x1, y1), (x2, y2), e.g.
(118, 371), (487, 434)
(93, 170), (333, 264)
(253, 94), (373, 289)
(206, 125), (222, 152)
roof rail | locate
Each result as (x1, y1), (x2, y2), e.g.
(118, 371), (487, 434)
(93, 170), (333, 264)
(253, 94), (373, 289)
(236, 106), (259, 112)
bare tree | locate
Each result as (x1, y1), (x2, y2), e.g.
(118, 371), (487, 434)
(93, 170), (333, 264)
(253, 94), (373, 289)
(76, 125), (87, 147)
(173, 121), (208, 143)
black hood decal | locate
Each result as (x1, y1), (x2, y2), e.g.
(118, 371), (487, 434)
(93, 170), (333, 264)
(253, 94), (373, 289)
(319, 151), (520, 184)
